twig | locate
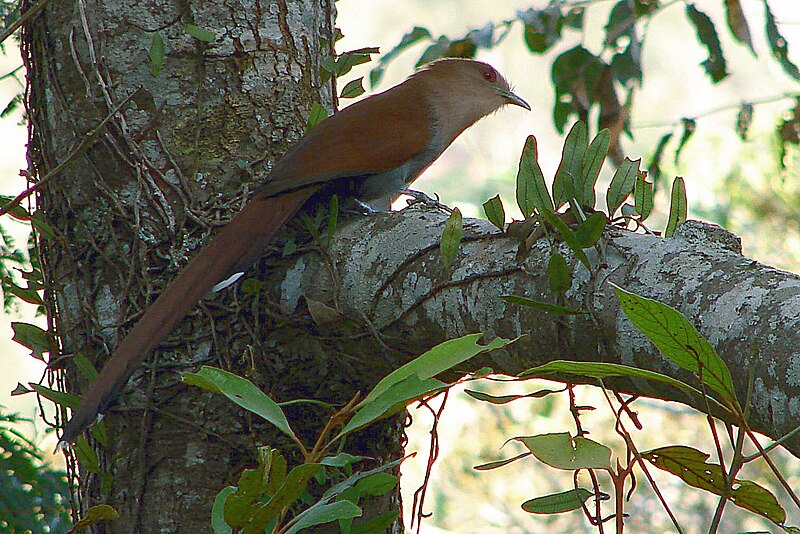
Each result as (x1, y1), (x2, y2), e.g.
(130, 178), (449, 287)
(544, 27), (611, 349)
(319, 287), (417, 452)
(0, 87), (141, 217)
(0, 0), (54, 46)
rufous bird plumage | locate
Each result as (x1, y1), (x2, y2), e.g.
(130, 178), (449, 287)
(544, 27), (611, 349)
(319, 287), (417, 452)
(57, 58), (529, 449)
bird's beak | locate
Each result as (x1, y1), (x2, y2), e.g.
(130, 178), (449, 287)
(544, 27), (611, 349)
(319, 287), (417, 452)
(499, 88), (530, 111)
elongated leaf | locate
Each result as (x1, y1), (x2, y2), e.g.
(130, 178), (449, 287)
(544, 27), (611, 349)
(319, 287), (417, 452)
(547, 253), (572, 295)
(184, 24), (216, 42)
(240, 463), (322, 532)
(724, 0), (754, 53)
(518, 360), (731, 414)
(338, 335), (518, 438)
(664, 177), (687, 237)
(339, 77), (365, 99)
(764, 0), (800, 81)
(465, 387), (561, 406)
(516, 135), (553, 217)
(500, 295), (585, 315)
(522, 488), (594, 514)
(149, 33), (165, 77)
(474, 452), (531, 471)
(212, 487), (237, 534)
(539, 209), (590, 270)
(553, 122), (588, 208)
(440, 207), (462, 270)
(633, 171), (653, 221)
(183, 366), (300, 445)
(28, 383), (81, 409)
(575, 212), (607, 248)
(579, 129), (610, 207)
(12, 322), (49, 360)
(283, 501), (361, 534)
(606, 157), (640, 216)
(306, 102), (329, 130)
(674, 118), (697, 164)
(360, 334), (516, 407)
(644, 446), (785, 524)
(517, 432), (611, 470)
(647, 134), (672, 190)
(736, 103), (754, 140)
(614, 286), (738, 406)
(483, 195), (505, 231)
(685, 4), (728, 83)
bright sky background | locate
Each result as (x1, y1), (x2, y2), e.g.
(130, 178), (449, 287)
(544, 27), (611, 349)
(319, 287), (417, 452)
(0, 1), (798, 528)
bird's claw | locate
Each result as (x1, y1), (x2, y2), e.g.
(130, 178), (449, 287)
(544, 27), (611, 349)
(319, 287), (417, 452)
(400, 189), (452, 213)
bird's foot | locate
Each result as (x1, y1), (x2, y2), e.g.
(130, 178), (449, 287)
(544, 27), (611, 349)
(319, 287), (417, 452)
(400, 189), (452, 213)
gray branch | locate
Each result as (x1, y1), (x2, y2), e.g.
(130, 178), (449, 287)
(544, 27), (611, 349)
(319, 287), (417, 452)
(280, 206), (800, 457)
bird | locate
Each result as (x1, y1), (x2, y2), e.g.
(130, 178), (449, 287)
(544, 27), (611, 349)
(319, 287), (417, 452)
(56, 57), (529, 449)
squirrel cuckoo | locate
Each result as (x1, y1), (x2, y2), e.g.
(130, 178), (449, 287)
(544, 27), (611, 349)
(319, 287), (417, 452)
(57, 58), (529, 449)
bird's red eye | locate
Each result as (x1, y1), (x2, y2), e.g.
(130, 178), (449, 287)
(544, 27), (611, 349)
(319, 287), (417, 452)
(481, 67), (497, 83)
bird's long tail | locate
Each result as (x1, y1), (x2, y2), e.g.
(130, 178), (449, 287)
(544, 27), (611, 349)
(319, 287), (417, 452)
(57, 186), (319, 448)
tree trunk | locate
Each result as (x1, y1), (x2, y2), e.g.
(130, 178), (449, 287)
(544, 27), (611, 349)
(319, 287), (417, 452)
(21, 1), (407, 532)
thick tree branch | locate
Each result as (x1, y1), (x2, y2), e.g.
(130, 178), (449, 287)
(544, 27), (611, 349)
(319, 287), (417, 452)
(277, 206), (800, 458)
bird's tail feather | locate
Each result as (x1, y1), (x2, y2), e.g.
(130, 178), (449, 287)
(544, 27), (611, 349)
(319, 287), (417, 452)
(57, 186), (318, 448)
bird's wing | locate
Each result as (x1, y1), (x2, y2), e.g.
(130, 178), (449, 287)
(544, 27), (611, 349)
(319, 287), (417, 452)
(258, 81), (432, 197)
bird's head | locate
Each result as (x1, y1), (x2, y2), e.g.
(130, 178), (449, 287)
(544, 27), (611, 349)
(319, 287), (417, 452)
(415, 58), (530, 141)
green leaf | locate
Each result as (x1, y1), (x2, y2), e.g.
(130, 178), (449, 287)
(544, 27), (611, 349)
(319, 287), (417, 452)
(764, 0), (800, 81)
(644, 446), (785, 524)
(240, 463), (322, 532)
(73, 353), (99, 381)
(516, 432), (612, 470)
(553, 121), (588, 208)
(614, 286), (738, 406)
(519, 360), (731, 414)
(547, 253), (572, 296)
(183, 366), (301, 446)
(370, 27), (431, 87)
(440, 207), (462, 270)
(212, 487), (237, 534)
(184, 24), (216, 42)
(736, 103), (754, 140)
(723, 0), (754, 53)
(664, 177), (687, 238)
(306, 102), (330, 131)
(464, 387), (561, 405)
(633, 171), (653, 221)
(674, 118), (697, 164)
(28, 383), (81, 409)
(522, 488), (594, 514)
(339, 77), (365, 99)
(362, 334), (518, 405)
(321, 453), (369, 468)
(516, 135), (553, 217)
(482, 195), (505, 231)
(353, 472), (397, 497)
(474, 452), (531, 471)
(579, 128), (610, 208)
(538, 209), (590, 270)
(334, 47), (379, 77)
(338, 334), (518, 439)
(606, 157), (640, 217)
(149, 33), (165, 77)
(499, 295), (585, 316)
(283, 501), (361, 534)
(685, 4), (728, 83)
(520, 6), (563, 54)
(647, 134), (672, 191)
(351, 511), (400, 534)
(604, 1), (635, 47)
(4, 278), (43, 305)
(575, 212), (607, 248)
(12, 322), (49, 360)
